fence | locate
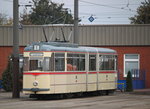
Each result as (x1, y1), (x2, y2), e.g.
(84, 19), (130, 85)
(118, 69), (146, 90)
(0, 80), (2, 89)
(132, 69), (146, 89)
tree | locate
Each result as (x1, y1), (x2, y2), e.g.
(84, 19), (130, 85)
(129, 0), (150, 24)
(2, 55), (23, 91)
(20, 9), (32, 25)
(20, 0), (74, 25)
(126, 71), (133, 92)
(2, 56), (13, 91)
(5, 17), (13, 25)
(0, 13), (13, 25)
(0, 13), (8, 25)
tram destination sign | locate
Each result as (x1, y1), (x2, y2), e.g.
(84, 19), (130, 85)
(30, 53), (43, 57)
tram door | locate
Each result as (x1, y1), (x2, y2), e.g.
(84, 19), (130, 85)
(86, 54), (97, 91)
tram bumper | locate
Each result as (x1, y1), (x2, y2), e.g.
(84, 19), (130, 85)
(23, 88), (50, 92)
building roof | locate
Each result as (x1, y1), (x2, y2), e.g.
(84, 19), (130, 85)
(0, 24), (150, 46)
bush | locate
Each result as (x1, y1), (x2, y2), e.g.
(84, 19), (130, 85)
(2, 56), (13, 91)
(126, 71), (133, 92)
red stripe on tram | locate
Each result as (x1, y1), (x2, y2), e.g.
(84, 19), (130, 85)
(99, 71), (117, 74)
(23, 72), (86, 76)
(23, 71), (117, 76)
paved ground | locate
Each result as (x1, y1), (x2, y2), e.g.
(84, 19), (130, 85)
(0, 90), (150, 109)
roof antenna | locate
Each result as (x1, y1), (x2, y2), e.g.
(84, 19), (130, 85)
(50, 24), (55, 41)
(126, 0), (129, 7)
(42, 27), (48, 42)
(68, 27), (73, 41)
(61, 27), (67, 42)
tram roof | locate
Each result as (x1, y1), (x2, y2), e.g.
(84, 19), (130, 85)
(24, 41), (116, 54)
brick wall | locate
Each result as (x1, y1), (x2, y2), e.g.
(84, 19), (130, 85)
(0, 46), (150, 88)
(104, 46), (150, 88)
(0, 47), (24, 79)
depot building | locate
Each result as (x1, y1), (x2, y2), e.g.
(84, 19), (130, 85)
(0, 24), (150, 89)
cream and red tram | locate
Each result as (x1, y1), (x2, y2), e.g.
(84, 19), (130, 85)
(23, 42), (117, 98)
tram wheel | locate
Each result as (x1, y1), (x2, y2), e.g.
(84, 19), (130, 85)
(59, 94), (64, 99)
(65, 93), (74, 98)
(106, 90), (109, 95)
(76, 92), (83, 97)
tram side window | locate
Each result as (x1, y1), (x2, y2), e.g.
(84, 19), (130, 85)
(55, 53), (65, 71)
(99, 55), (116, 70)
(43, 57), (50, 71)
(67, 54), (85, 71)
(23, 57), (29, 71)
(43, 53), (55, 71)
(79, 54), (85, 71)
(49, 53), (54, 71)
(67, 54), (78, 71)
(89, 55), (96, 71)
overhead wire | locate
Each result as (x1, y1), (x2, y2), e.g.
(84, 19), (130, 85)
(2, 0), (141, 24)
(79, 0), (136, 12)
(77, 0), (141, 24)
(3, 0), (32, 5)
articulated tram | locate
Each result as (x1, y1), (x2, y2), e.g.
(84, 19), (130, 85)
(23, 41), (117, 98)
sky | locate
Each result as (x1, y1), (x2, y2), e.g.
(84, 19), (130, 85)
(0, 0), (145, 24)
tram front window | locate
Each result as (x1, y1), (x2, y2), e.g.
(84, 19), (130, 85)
(30, 57), (43, 71)
(23, 57), (51, 71)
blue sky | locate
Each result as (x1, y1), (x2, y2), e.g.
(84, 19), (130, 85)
(0, 0), (145, 24)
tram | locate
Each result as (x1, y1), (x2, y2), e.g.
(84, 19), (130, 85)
(23, 41), (117, 98)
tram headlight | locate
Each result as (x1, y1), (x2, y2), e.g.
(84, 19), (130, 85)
(33, 81), (38, 86)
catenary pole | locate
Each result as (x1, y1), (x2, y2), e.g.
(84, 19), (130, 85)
(74, 0), (79, 44)
(12, 0), (20, 98)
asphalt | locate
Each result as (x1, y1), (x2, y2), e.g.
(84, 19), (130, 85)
(0, 89), (150, 109)
(0, 88), (150, 101)
(130, 88), (150, 95)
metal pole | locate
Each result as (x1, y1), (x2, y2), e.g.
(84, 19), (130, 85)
(12, 0), (20, 98)
(74, 0), (79, 44)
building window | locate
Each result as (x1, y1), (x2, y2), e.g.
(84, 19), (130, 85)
(124, 54), (140, 77)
